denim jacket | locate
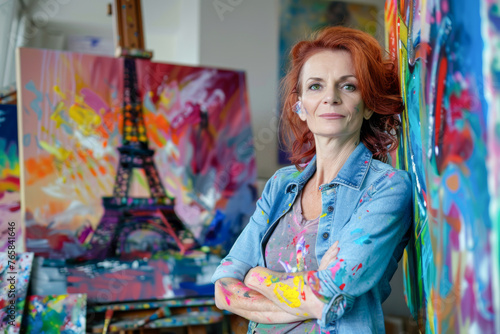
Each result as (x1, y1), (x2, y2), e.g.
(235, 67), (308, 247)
(211, 143), (413, 333)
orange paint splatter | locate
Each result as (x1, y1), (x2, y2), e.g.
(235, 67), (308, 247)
(25, 157), (56, 185)
(445, 174), (459, 192)
(89, 167), (97, 177)
(98, 165), (107, 175)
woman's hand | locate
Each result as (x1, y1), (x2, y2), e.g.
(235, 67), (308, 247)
(318, 240), (339, 271)
(215, 276), (313, 323)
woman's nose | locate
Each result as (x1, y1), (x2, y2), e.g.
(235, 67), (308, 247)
(323, 91), (341, 105)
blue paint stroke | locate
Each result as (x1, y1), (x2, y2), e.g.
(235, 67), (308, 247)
(23, 134), (31, 147)
(353, 234), (371, 245)
(25, 80), (44, 121)
(351, 228), (364, 235)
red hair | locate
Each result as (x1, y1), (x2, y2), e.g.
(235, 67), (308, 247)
(280, 26), (403, 168)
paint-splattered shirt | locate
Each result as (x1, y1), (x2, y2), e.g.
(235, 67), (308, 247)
(254, 191), (320, 333)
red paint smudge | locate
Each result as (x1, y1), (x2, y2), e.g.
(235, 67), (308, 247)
(339, 283), (345, 290)
(301, 290), (306, 301)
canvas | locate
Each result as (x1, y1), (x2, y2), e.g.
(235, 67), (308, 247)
(17, 48), (256, 260)
(31, 251), (220, 303)
(0, 105), (22, 253)
(0, 252), (34, 334)
(25, 294), (86, 334)
(385, 0), (499, 332)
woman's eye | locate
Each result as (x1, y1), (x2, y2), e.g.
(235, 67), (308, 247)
(309, 83), (321, 90)
(343, 84), (356, 91)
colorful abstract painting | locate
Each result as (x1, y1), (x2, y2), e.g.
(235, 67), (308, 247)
(25, 294), (86, 334)
(0, 252), (34, 333)
(385, 0), (499, 332)
(31, 251), (219, 303)
(482, 1), (500, 331)
(17, 48), (256, 260)
(0, 105), (22, 253)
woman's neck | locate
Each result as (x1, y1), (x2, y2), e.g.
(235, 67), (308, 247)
(312, 136), (360, 190)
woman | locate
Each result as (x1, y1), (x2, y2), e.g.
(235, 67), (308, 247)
(211, 27), (412, 333)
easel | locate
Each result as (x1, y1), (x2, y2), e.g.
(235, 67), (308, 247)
(111, 0), (152, 59)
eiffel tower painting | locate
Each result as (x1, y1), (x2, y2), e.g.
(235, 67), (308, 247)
(84, 57), (196, 261)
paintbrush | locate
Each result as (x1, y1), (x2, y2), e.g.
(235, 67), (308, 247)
(102, 308), (114, 334)
(134, 305), (171, 328)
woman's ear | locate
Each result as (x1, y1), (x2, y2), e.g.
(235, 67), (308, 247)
(363, 107), (374, 120)
(294, 100), (307, 121)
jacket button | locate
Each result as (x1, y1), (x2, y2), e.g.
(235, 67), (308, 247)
(327, 206), (334, 212)
(323, 232), (329, 239)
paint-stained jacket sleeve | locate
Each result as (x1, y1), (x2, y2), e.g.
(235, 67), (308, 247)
(211, 172), (276, 283)
(307, 170), (412, 327)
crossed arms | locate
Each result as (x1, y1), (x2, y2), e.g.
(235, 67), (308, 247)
(214, 242), (340, 323)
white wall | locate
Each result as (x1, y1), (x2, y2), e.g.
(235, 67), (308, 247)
(199, 0), (281, 179)
(143, 0), (201, 65)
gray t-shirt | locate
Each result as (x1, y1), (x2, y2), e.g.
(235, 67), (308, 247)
(254, 191), (320, 333)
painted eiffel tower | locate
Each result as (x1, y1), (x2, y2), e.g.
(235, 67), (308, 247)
(83, 58), (196, 261)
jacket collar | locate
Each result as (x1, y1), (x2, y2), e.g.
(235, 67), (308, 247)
(285, 142), (373, 193)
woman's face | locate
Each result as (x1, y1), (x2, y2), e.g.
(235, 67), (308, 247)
(298, 50), (372, 142)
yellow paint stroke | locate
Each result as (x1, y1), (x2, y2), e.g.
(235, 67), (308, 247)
(0, 163), (19, 179)
(39, 141), (72, 162)
(53, 85), (66, 100)
(265, 275), (304, 308)
(50, 101), (70, 128)
(68, 104), (102, 136)
(320, 213), (327, 218)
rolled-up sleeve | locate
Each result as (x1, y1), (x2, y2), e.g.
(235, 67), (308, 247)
(211, 172), (278, 283)
(306, 170), (412, 327)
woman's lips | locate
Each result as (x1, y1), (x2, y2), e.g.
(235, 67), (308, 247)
(319, 113), (345, 119)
